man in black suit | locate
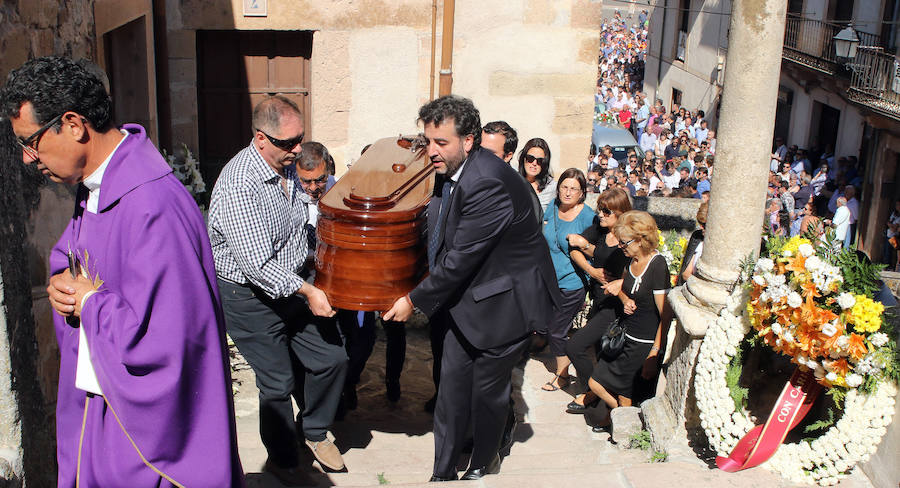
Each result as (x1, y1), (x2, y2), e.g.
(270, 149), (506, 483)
(384, 95), (560, 481)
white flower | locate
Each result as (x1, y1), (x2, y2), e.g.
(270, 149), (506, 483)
(783, 249), (793, 257)
(821, 323), (837, 337)
(787, 292), (803, 308)
(783, 331), (795, 343)
(837, 293), (856, 310)
(826, 372), (837, 382)
(845, 373), (863, 388)
(757, 258), (775, 272)
(772, 323), (783, 335)
(869, 333), (889, 348)
(770, 274), (786, 286)
(806, 254), (823, 270)
(753, 275), (767, 286)
(798, 243), (814, 257)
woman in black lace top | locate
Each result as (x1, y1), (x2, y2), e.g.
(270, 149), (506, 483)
(564, 188), (631, 413)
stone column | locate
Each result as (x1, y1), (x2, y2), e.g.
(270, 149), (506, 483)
(643, 0), (788, 449)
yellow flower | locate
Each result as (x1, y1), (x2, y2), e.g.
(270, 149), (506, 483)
(833, 375), (847, 387)
(781, 236), (812, 257)
(848, 295), (884, 333)
(678, 237), (688, 252)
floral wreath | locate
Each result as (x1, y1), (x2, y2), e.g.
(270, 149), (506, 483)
(695, 236), (899, 486)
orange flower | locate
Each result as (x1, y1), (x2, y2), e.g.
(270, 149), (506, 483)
(785, 255), (807, 274)
(821, 321), (846, 352)
(830, 358), (850, 376)
(847, 334), (869, 361)
(800, 280), (820, 303)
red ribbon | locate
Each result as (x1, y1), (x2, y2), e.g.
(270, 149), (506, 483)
(716, 367), (822, 472)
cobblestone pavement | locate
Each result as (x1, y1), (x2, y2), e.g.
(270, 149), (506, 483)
(233, 322), (873, 488)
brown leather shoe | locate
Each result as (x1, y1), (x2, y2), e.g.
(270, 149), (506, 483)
(305, 438), (345, 471)
(263, 459), (312, 487)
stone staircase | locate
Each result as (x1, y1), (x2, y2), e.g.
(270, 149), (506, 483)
(236, 327), (874, 488)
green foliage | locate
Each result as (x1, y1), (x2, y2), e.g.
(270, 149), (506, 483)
(629, 430), (652, 450)
(803, 407), (835, 435)
(764, 234), (787, 257)
(726, 346), (749, 411)
(650, 450), (669, 463)
(377, 473), (390, 485)
(802, 388), (845, 441)
(831, 248), (885, 297)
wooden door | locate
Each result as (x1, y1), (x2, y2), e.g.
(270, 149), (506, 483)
(197, 30), (313, 183)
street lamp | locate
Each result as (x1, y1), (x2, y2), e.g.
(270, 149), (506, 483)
(833, 26), (860, 60)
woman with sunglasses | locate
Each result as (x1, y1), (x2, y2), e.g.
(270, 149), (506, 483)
(586, 210), (669, 430)
(518, 138), (557, 212)
(563, 188), (631, 413)
(541, 168), (596, 391)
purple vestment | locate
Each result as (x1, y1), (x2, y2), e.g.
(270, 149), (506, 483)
(49, 125), (244, 487)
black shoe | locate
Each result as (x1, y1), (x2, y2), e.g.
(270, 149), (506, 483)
(386, 380), (401, 402)
(424, 394), (437, 413)
(566, 397), (598, 414)
(591, 424), (610, 433)
(461, 454), (501, 480)
(500, 415), (517, 451)
(428, 474), (458, 482)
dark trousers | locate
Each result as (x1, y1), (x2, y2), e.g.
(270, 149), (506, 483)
(429, 313), (451, 393)
(566, 300), (620, 393)
(219, 279), (348, 468)
(338, 311), (407, 388)
(432, 323), (529, 477)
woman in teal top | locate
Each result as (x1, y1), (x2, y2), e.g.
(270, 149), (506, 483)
(541, 168), (596, 391)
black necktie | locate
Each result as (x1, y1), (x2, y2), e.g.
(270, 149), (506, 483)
(428, 180), (453, 268)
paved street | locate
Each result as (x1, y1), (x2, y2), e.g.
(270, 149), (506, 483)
(232, 322), (873, 488)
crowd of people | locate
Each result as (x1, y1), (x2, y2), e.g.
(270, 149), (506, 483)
(588, 12), (717, 202)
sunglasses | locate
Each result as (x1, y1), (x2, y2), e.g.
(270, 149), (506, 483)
(257, 128), (304, 151)
(587, 178), (598, 184)
(299, 173), (328, 186)
(524, 154), (545, 165)
(617, 237), (636, 248)
(598, 207), (614, 216)
(17, 112), (64, 158)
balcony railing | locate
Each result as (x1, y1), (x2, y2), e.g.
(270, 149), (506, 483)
(783, 14), (881, 73)
(847, 47), (900, 120)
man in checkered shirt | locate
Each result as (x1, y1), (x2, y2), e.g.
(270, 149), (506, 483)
(208, 95), (348, 486)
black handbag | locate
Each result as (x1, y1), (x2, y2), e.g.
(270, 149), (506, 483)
(599, 319), (626, 359)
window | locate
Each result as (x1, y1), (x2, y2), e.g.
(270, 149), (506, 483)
(671, 88), (683, 111)
(676, 0), (690, 61)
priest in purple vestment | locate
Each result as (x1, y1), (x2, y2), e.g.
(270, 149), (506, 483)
(1, 56), (243, 487)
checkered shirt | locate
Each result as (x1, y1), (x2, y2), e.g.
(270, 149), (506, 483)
(208, 143), (309, 299)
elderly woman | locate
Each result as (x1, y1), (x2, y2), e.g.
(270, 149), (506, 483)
(541, 168), (596, 391)
(587, 210), (670, 430)
(518, 138), (557, 212)
(563, 188), (631, 412)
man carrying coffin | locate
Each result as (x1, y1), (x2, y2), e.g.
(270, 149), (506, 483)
(0, 56), (243, 486)
(384, 95), (560, 481)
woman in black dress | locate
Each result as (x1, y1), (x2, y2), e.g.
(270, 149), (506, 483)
(588, 210), (670, 428)
(564, 188), (631, 413)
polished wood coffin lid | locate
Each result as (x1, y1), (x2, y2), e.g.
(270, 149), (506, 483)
(314, 136), (433, 311)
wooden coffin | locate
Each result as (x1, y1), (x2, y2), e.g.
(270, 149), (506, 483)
(314, 136), (433, 311)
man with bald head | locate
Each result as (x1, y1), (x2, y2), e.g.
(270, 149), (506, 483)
(208, 96), (348, 485)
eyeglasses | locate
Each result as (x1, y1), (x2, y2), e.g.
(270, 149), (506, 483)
(617, 238), (636, 248)
(298, 173), (328, 186)
(257, 128), (304, 151)
(559, 185), (582, 194)
(524, 154), (545, 165)
(17, 112), (64, 159)
(587, 178), (598, 184)
(598, 207), (614, 216)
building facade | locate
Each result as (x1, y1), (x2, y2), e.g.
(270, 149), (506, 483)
(645, 0), (900, 263)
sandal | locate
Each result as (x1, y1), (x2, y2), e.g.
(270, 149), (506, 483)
(541, 374), (570, 391)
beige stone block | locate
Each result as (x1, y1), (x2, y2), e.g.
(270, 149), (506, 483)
(558, 135), (591, 172)
(578, 35), (600, 65)
(166, 29), (196, 59)
(551, 97), (593, 135)
(0, 28), (31, 79)
(489, 72), (596, 97)
(524, 0), (552, 25)
(169, 86), (198, 117)
(570, 0), (604, 29)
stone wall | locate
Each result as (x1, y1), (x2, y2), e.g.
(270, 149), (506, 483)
(164, 0), (601, 178)
(0, 1), (96, 485)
